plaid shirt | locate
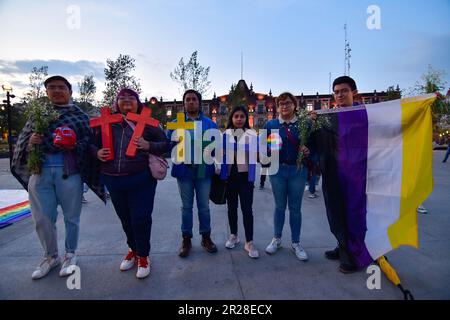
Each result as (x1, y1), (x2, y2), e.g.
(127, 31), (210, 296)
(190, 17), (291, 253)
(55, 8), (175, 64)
(11, 103), (106, 203)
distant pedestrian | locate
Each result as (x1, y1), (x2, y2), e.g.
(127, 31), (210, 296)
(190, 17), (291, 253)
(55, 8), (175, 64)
(443, 141), (450, 163)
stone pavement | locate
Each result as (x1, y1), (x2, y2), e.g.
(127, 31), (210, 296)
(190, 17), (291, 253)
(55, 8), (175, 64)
(0, 152), (449, 300)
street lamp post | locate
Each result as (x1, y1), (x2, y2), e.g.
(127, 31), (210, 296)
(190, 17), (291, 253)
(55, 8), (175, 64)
(2, 85), (15, 167)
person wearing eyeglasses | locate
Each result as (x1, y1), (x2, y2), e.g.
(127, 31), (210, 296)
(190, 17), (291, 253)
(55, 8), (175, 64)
(92, 88), (169, 279)
(318, 76), (360, 274)
(11, 75), (104, 280)
(264, 92), (310, 261)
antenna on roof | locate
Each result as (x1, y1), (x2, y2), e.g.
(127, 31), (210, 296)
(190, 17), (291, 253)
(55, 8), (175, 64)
(344, 23), (352, 76)
(329, 72), (332, 94)
(241, 51), (244, 80)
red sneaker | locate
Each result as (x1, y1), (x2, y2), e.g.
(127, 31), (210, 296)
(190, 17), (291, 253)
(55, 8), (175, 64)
(119, 249), (136, 271)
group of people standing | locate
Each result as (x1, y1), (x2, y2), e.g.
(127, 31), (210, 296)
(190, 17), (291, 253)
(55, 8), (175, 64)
(11, 74), (363, 281)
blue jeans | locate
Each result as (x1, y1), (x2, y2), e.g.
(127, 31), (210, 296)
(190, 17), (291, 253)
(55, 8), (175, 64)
(269, 164), (307, 243)
(443, 145), (450, 163)
(102, 170), (157, 257)
(177, 176), (212, 237)
(28, 167), (83, 256)
(308, 174), (317, 194)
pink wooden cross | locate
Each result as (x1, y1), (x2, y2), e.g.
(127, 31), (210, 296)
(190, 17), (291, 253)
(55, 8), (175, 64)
(125, 106), (160, 157)
(89, 107), (123, 161)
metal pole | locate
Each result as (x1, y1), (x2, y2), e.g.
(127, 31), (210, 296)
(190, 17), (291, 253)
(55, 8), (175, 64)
(6, 91), (13, 168)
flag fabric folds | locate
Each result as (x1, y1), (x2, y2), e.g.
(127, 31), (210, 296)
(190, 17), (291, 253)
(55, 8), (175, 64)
(315, 94), (435, 268)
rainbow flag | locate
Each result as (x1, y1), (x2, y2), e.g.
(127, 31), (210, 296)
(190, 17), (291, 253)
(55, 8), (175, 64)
(316, 94), (436, 267)
(0, 190), (31, 229)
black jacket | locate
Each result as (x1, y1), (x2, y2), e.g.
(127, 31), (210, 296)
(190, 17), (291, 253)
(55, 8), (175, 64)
(92, 119), (169, 175)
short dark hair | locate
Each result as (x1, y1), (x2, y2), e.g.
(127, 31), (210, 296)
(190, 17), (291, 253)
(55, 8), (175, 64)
(276, 92), (298, 109)
(333, 76), (357, 91)
(44, 75), (72, 91)
(183, 89), (202, 105)
(226, 106), (251, 129)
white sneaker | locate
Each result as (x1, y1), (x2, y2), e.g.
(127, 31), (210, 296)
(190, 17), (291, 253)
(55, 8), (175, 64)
(417, 205), (428, 214)
(31, 256), (61, 280)
(59, 253), (78, 277)
(136, 256), (150, 279)
(120, 249), (136, 271)
(244, 241), (259, 259)
(225, 234), (240, 249)
(265, 237), (282, 254)
(308, 193), (318, 199)
(291, 243), (308, 261)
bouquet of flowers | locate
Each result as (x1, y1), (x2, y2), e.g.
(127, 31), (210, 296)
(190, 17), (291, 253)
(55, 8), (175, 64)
(25, 100), (59, 174)
(296, 108), (330, 167)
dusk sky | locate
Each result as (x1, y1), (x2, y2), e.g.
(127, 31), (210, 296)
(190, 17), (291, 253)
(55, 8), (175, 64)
(1, 0), (449, 102)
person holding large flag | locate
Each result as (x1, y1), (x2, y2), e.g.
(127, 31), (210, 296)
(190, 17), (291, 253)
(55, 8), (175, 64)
(314, 76), (361, 273)
(315, 75), (435, 274)
(92, 88), (169, 279)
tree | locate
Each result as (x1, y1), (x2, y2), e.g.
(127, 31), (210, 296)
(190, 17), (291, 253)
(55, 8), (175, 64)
(170, 51), (211, 96)
(102, 54), (141, 107)
(411, 65), (450, 134)
(78, 75), (96, 104)
(26, 66), (48, 102)
(77, 75), (97, 115)
(385, 84), (402, 101)
(226, 80), (253, 113)
(146, 97), (168, 127)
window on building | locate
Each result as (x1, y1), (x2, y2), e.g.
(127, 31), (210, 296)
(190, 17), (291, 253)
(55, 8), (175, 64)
(306, 103), (313, 111)
(257, 104), (264, 114)
(258, 118), (264, 127)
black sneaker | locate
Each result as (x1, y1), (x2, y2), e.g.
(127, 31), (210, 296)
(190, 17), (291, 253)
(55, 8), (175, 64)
(339, 263), (358, 274)
(324, 247), (339, 260)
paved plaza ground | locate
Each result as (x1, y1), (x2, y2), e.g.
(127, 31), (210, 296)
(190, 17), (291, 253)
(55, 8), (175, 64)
(0, 152), (449, 300)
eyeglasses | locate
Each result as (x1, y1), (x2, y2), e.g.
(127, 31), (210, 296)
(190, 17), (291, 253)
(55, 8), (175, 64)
(47, 85), (69, 91)
(118, 96), (137, 102)
(279, 101), (294, 108)
(334, 88), (350, 95)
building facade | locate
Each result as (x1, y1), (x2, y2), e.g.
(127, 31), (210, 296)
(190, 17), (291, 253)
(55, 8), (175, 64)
(157, 79), (390, 129)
